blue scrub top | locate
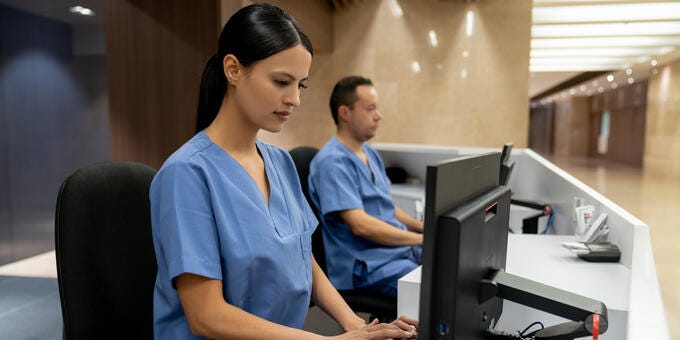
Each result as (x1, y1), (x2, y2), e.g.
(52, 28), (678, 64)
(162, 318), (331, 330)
(150, 132), (317, 339)
(308, 137), (415, 290)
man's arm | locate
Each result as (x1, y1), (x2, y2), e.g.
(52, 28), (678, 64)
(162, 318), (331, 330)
(338, 209), (423, 246)
(394, 206), (424, 233)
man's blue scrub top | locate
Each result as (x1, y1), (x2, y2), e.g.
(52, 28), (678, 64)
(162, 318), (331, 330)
(150, 132), (317, 339)
(308, 137), (415, 290)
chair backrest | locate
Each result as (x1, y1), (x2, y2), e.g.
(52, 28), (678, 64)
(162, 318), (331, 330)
(55, 161), (157, 339)
(288, 146), (327, 273)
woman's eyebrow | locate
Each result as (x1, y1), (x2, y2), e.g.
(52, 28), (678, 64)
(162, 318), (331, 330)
(272, 72), (308, 82)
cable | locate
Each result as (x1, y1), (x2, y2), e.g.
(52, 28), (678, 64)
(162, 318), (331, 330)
(541, 207), (554, 234)
(519, 321), (544, 338)
(593, 314), (599, 340)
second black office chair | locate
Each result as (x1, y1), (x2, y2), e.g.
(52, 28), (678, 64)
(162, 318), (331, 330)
(289, 146), (397, 323)
(55, 161), (157, 339)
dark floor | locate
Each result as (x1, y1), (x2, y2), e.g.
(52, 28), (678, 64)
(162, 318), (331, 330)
(0, 275), (62, 340)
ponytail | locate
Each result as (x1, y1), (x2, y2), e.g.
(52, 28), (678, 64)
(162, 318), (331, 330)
(196, 54), (226, 133)
(195, 3), (313, 133)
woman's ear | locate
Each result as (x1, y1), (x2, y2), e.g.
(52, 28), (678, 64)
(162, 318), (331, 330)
(223, 54), (241, 85)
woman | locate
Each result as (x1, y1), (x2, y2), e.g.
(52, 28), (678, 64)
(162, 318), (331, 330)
(150, 3), (418, 339)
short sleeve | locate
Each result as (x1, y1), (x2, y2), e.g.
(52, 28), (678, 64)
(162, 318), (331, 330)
(151, 161), (222, 285)
(312, 156), (363, 216)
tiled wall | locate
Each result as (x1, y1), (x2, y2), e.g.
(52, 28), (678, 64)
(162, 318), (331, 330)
(645, 58), (680, 178)
(253, 0), (531, 150)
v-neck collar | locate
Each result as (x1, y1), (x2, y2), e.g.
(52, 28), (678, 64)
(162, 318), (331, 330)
(333, 137), (375, 182)
(201, 132), (277, 211)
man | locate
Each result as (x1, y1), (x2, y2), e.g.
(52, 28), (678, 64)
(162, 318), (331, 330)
(308, 76), (423, 298)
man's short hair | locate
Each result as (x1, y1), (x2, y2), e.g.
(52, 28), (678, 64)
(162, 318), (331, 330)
(329, 76), (373, 125)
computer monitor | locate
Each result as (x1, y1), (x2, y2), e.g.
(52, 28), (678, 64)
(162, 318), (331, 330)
(419, 152), (510, 339)
(419, 153), (609, 339)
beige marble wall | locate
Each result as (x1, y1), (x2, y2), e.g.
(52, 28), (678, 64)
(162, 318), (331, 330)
(252, 0), (531, 150)
(645, 58), (680, 178)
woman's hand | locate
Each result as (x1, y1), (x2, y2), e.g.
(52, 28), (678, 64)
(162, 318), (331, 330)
(329, 319), (416, 339)
(390, 315), (418, 336)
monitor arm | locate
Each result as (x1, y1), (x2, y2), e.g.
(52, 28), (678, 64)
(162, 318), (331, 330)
(480, 269), (608, 339)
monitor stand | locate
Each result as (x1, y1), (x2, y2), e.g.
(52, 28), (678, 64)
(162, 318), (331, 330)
(480, 269), (608, 339)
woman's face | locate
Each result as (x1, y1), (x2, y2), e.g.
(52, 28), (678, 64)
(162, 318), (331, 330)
(231, 44), (312, 133)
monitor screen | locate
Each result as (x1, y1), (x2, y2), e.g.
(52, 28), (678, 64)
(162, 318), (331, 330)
(419, 152), (512, 339)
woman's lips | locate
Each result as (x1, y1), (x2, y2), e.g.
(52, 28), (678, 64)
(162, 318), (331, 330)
(274, 111), (290, 121)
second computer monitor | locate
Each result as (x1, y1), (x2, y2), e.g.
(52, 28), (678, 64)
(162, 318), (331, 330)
(419, 152), (512, 339)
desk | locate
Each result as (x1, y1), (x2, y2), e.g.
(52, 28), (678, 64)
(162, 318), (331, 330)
(377, 143), (670, 339)
(398, 234), (630, 339)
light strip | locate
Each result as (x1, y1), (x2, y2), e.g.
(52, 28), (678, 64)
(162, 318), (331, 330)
(532, 36), (680, 48)
(466, 10), (474, 37)
(532, 21), (680, 38)
(530, 65), (619, 72)
(531, 46), (675, 57)
(532, 57), (633, 64)
(533, 3), (680, 24)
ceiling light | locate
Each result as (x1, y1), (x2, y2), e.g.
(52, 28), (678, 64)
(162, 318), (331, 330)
(607, 75), (614, 82)
(580, 85), (587, 92)
(533, 3), (680, 24)
(462, 50), (469, 58)
(652, 68), (659, 75)
(428, 30), (438, 47)
(460, 68), (468, 79)
(651, 59), (658, 66)
(569, 88), (576, 95)
(626, 68), (633, 75)
(592, 80), (599, 87)
(627, 78), (635, 84)
(598, 87), (604, 93)
(611, 82), (618, 89)
(69, 5), (95, 16)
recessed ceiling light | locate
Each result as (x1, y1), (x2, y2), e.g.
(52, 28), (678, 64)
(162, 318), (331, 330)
(569, 88), (576, 95)
(627, 78), (635, 84)
(69, 5), (95, 16)
(626, 68), (633, 75)
(592, 80), (599, 87)
(579, 85), (586, 92)
(612, 82), (618, 89)
(411, 61), (421, 73)
(651, 59), (658, 66)
(607, 75), (614, 82)
(598, 87), (604, 93)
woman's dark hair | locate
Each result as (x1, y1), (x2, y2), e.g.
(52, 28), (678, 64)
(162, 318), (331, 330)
(196, 3), (313, 132)
(329, 76), (373, 125)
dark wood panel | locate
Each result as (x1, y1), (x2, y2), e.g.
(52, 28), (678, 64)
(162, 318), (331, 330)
(105, 0), (218, 169)
(529, 103), (554, 156)
(588, 80), (648, 167)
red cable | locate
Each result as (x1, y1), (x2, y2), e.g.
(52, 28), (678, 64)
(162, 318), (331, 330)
(592, 314), (599, 340)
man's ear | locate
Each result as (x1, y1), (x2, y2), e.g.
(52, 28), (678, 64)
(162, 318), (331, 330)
(338, 105), (351, 123)
(223, 54), (241, 85)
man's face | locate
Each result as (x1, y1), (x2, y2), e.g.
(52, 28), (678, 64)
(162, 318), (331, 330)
(344, 85), (382, 142)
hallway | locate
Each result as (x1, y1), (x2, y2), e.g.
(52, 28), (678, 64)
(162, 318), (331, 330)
(548, 156), (680, 339)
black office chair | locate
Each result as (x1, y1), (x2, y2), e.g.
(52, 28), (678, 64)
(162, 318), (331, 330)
(55, 161), (157, 339)
(289, 146), (397, 323)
